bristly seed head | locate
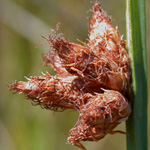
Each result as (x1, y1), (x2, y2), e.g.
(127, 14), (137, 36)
(9, 1), (131, 150)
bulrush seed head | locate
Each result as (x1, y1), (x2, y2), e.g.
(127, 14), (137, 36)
(9, 1), (131, 150)
(68, 90), (131, 150)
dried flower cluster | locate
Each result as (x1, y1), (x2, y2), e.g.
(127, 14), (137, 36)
(9, 2), (131, 150)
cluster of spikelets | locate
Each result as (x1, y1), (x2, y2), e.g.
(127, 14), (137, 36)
(9, 2), (131, 150)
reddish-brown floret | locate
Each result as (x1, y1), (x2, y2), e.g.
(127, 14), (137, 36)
(68, 90), (130, 148)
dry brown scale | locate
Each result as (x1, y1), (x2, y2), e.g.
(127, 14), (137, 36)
(9, 2), (131, 150)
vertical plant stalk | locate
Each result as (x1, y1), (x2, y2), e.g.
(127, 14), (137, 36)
(126, 0), (147, 150)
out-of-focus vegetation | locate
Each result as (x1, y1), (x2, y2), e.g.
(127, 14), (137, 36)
(0, 0), (149, 150)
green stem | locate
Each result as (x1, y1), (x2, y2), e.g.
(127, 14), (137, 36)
(126, 0), (147, 150)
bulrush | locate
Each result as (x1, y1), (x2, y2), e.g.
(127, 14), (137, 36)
(9, 2), (131, 150)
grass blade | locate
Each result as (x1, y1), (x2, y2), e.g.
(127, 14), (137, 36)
(126, 0), (147, 150)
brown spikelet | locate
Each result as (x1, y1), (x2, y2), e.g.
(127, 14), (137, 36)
(9, 74), (90, 110)
(68, 90), (131, 147)
(9, 1), (131, 150)
(47, 2), (130, 95)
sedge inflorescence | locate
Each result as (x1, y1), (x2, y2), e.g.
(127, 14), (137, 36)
(9, 2), (131, 150)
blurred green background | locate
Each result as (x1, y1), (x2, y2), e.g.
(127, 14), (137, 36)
(0, 0), (149, 150)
